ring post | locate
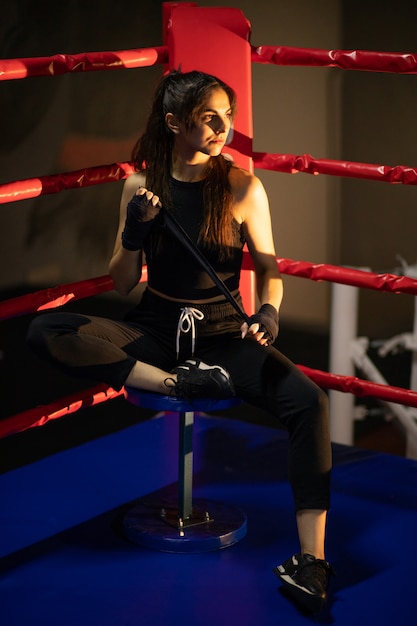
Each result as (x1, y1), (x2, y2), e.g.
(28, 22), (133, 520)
(163, 2), (255, 317)
(163, 2), (253, 172)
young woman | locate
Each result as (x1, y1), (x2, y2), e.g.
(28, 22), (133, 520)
(27, 70), (333, 612)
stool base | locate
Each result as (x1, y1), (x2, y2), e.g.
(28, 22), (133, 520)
(123, 495), (247, 553)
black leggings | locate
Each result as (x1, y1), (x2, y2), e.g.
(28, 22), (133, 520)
(27, 288), (332, 512)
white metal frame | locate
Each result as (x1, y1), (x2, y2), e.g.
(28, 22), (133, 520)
(329, 262), (417, 459)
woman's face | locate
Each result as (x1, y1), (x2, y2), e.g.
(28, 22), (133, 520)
(178, 87), (233, 158)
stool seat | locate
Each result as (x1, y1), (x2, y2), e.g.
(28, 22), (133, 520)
(124, 388), (243, 413)
(122, 387), (247, 553)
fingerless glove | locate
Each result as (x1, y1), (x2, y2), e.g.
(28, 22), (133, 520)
(121, 192), (160, 251)
(248, 303), (279, 344)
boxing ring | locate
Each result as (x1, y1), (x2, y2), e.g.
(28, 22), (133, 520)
(1, 3), (417, 624)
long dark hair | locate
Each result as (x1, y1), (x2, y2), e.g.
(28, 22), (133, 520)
(131, 70), (238, 254)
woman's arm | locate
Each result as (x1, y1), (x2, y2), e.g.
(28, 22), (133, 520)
(235, 170), (282, 308)
(231, 168), (283, 344)
(109, 172), (146, 296)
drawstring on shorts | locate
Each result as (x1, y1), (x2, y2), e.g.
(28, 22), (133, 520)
(176, 306), (204, 359)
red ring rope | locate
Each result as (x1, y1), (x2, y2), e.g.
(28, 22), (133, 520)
(0, 163), (135, 203)
(0, 47), (168, 81)
(0, 384), (123, 439)
(1, 45), (416, 81)
(2, 364), (417, 440)
(1, 153), (416, 207)
(0, 276), (114, 320)
(298, 366), (417, 409)
(1, 253), (416, 323)
(274, 258), (417, 296)
(251, 45), (417, 74)
(252, 152), (417, 185)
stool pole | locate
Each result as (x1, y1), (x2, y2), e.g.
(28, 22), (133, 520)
(123, 388), (247, 551)
(178, 410), (194, 522)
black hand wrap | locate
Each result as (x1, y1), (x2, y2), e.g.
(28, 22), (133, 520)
(121, 192), (160, 251)
(248, 303), (279, 344)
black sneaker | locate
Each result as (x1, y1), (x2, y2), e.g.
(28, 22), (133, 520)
(165, 358), (235, 400)
(273, 553), (334, 613)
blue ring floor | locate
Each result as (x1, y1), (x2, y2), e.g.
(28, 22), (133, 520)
(1, 412), (417, 625)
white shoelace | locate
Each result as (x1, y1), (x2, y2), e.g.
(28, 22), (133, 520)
(176, 306), (205, 358)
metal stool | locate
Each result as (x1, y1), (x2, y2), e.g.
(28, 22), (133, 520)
(123, 388), (247, 553)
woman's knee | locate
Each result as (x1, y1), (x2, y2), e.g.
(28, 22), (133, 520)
(26, 312), (73, 355)
(277, 368), (329, 429)
(310, 383), (328, 413)
(27, 314), (51, 351)
(298, 375), (329, 420)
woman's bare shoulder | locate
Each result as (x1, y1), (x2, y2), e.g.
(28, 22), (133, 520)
(228, 164), (263, 200)
(123, 171), (146, 193)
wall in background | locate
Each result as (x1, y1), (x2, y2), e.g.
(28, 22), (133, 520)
(341, 0), (417, 338)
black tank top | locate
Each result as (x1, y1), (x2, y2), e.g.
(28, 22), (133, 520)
(144, 177), (245, 300)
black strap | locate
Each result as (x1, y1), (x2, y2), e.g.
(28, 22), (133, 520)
(161, 208), (251, 324)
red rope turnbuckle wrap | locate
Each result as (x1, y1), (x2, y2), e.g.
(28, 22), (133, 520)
(2, 38), (417, 438)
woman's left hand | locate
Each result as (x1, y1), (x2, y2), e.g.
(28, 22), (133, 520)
(240, 303), (279, 346)
(241, 320), (270, 346)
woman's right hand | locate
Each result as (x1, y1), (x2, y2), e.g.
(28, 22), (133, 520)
(121, 187), (162, 251)
(128, 187), (162, 222)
